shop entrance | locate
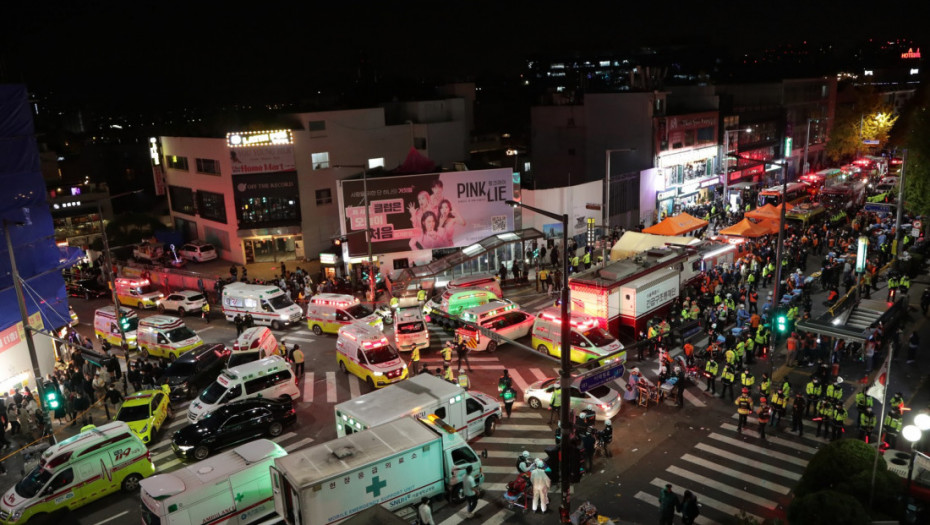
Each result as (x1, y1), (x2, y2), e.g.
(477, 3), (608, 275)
(243, 236), (298, 263)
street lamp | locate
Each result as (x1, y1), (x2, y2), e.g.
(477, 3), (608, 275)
(903, 424), (922, 495)
(505, 198), (573, 517)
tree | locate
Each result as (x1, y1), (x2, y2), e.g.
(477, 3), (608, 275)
(826, 85), (896, 162)
(898, 94), (930, 218)
(787, 490), (870, 525)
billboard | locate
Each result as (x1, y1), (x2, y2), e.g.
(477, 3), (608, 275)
(227, 130), (296, 175)
(339, 169), (515, 257)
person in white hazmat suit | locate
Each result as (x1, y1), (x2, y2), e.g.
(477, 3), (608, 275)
(530, 458), (551, 513)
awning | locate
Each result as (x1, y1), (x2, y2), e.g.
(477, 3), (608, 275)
(610, 231), (702, 260)
(718, 218), (774, 238)
(58, 245), (86, 268)
(642, 212), (708, 236)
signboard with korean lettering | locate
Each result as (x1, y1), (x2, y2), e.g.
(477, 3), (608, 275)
(618, 267), (679, 318)
(338, 169), (515, 257)
(227, 130), (296, 175)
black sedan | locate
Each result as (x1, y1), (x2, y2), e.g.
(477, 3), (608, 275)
(171, 398), (296, 460)
(66, 278), (109, 299)
(161, 343), (229, 401)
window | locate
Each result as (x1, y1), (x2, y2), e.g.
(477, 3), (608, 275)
(315, 188), (332, 206)
(308, 120), (326, 132)
(166, 155), (189, 171)
(368, 158), (384, 169)
(196, 158), (221, 175)
(414, 137), (427, 150)
(465, 398), (482, 415)
(168, 185), (196, 215)
(196, 190), (227, 223)
(311, 152), (330, 170)
(434, 406), (447, 420)
(237, 196), (300, 228)
(451, 446), (479, 466)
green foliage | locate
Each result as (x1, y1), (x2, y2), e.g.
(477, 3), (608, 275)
(827, 85), (895, 162)
(787, 490), (870, 525)
(105, 213), (166, 247)
(901, 105), (930, 218)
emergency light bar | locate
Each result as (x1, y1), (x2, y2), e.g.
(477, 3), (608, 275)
(539, 312), (596, 329)
(129, 279), (150, 287)
(311, 297), (359, 307)
(361, 338), (388, 349)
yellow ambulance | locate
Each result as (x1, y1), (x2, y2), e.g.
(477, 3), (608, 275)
(93, 306), (139, 349)
(305, 293), (382, 335)
(336, 324), (408, 388)
(136, 315), (203, 360)
(114, 277), (163, 309)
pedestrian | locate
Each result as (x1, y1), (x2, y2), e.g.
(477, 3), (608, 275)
(675, 366), (685, 408)
(456, 340), (471, 372)
(72, 390), (91, 427)
(791, 394), (806, 437)
(291, 344), (304, 378)
(581, 428), (596, 473)
(462, 465), (479, 519)
(530, 458), (551, 514)
(410, 345), (420, 376)
(549, 385), (562, 424)
(658, 483), (679, 525)
(105, 383), (124, 409)
(679, 490), (700, 525)
(234, 313), (244, 336)
(501, 384), (516, 418)
(245, 313), (254, 329)
(417, 497), (435, 525)
(201, 301), (211, 323)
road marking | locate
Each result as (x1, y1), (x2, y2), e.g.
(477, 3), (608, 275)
(476, 436), (554, 445)
(284, 438), (314, 452)
(509, 369), (530, 394)
(666, 465), (780, 508)
(286, 335), (315, 343)
(277, 432), (297, 443)
(150, 449), (176, 463)
(483, 508), (514, 524)
(437, 499), (490, 525)
(303, 372), (314, 403)
(348, 374), (361, 398)
(475, 482), (509, 493)
(326, 372), (337, 403)
(484, 449), (547, 458)
(158, 458), (183, 471)
(92, 510), (129, 525)
(707, 433), (808, 467)
(728, 413), (831, 444)
(150, 435), (175, 451)
(694, 443), (801, 481)
(683, 388), (706, 407)
(496, 424), (552, 432)
(634, 492), (719, 525)
(680, 453), (791, 494)
(530, 368), (548, 381)
(506, 412), (543, 419)
(481, 465), (521, 474)
(719, 423), (820, 454)
(195, 326), (214, 334)
(166, 417), (188, 429)
(649, 477), (761, 523)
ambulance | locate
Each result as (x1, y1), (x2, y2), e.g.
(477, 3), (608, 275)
(114, 277), (163, 309)
(93, 305), (139, 349)
(336, 324), (408, 389)
(393, 307), (429, 352)
(456, 300), (534, 352)
(221, 282), (304, 330)
(136, 315), (203, 360)
(531, 307), (626, 366)
(0, 421), (155, 525)
(305, 293), (382, 336)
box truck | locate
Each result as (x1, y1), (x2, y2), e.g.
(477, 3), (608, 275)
(334, 373), (501, 440)
(271, 417), (483, 525)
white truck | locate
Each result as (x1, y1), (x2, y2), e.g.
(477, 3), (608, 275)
(139, 439), (287, 525)
(334, 373), (501, 440)
(271, 417), (483, 525)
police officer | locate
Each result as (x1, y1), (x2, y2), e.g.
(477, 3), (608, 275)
(759, 373), (771, 399)
(740, 368), (755, 394)
(441, 342), (453, 368)
(855, 387), (873, 418)
(815, 398), (833, 438)
(291, 344), (304, 378)
(757, 398), (773, 439)
(201, 301), (211, 323)
(442, 364), (455, 383)
(832, 401), (848, 441)
(883, 407), (903, 449)
(410, 344), (420, 376)
(501, 384), (517, 418)
(417, 287), (427, 305)
(735, 388), (754, 433)
(889, 392), (905, 412)
(826, 379), (843, 404)
(549, 386), (562, 424)
(805, 378), (823, 417)
(704, 357), (719, 394)
(720, 364), (736, 401)
(859, 406), (877, 442)
(771, 387), (787, 429)
(791, 394), (806, 437)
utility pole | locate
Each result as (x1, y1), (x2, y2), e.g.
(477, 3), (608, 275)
(893, 149), (908, 260)
(4, 219), (46, 405)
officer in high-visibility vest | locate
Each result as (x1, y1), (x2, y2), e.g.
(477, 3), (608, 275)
(739, 368), (755, 393)
(689, 302), (701, 321)
(390, 296), (399, 309)
(805, 378), (823, 417)
(571, 254), (580, 273)
(832, 401), (848, 441)
(442, 342), (453, 367)
(443, 364), (455, 383)
(815, 398), (834, 438)
(410, 345), (421, 376)
(744, 337), (755, 365)
(759, 373), (771, 398)
(735, 388), (754, 433)
(883, 407), (903, 449)
(770, 387), (788, 429)
(201, 302), (211, 323)
(582, 251), (591, 269)
(725, 348), (737, 367)
(735, 339), (746, 367)
(417, 288), (427, 304)
(855, 387), (873, 417)
(720, 364), (736, 401)
(549, 386), (562, 423)
(704, 358), (719, 394)
(858, 406), (876, 441)
(825, 379), (843, 403)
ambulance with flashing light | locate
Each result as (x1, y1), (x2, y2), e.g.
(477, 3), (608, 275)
(333, 374), (501, 441)
(424, 288), (501, 328)
(393, 308), (429, 352)
(93, 305), (139, 349)
(139, 439), (286, 525)
(0, 421), (155, 525)
(305, 293), (382, 336)
(455, 300), (534, 352)
(221, 282), (303, 330)
(136, 315), (202, 360)
(187, 356), (299, 423)
(114, 277), (163, 309)
(531, 307), (626, 366)
(445, 273), (502, 299)
(336, 324), (408, 388)
(228, 326), (279, 368)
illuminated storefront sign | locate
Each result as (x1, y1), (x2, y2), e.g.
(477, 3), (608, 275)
(656, 145), (718, 168)
(901, 48), (921, 59)
(656, 189), (678, 202)
(227, 129), (293, 147)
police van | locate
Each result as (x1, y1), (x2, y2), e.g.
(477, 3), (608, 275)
(305, 293), (382, 336)
(93, 305), (138, 349)
(136, 315), (203, 360)
(187, 356), (299, 423)
(336, 324), (408, 389)
(457, 300), (534, 352)
(0, 422), (155, 524)
(393, 308), (429, 352)
(221, 282), (303, 330)
(531, 307), (626, 366)
(114, 277), (163, 309)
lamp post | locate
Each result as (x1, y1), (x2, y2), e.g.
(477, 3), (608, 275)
(893, 149), (908, 261)
(506, 198), (572, 517)
(903, 424), (922, 495)
(335, 165), (377, 303)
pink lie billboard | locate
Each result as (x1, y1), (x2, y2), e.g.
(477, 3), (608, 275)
(338, 169), (515, 257)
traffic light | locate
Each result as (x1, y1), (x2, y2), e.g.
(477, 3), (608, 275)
(333, 236), (347, 247)
(775, 313), (789, 334)
(119, 316), (131, 331)
(44, 384), (61, 410)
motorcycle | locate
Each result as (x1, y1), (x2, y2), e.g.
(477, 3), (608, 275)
(375, 304), (394, 325)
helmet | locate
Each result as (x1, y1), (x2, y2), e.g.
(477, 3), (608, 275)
(459, 368), (465, 374)
(605, 419), (612, 426)
(866, 406), (873, 412)
(631, 367), (641, 375)
(813, 377), (820, 383)
(760, 397), (768, 404)
(727, 293), (733, 298)
(742, 387), (749, 394)
(536, 459), (545, 468)
(522, 450), (530, 458)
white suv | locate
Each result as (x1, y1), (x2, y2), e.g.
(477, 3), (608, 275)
(178, 242), (217, 262)
(157, 290), (208, 316)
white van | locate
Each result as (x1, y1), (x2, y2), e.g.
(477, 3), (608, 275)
(0, 421), (155, 524)
(221, 282), (303, 330)
(93, 305), (139, 349)
(393, 308), (429, 352)
(336, 324), (408, 388)
(140, 439), (286, 525)
(305, 293), (382, 335)
(188, 356), (299, 423)
(446, 273), (502, 299)
(228, 326), (279, 368)
(457, 300), (534, 352)
(136, 315), (203, 360)
(530, 307), (626, 366)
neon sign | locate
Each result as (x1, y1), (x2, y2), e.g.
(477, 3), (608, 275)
(227, 129), (293, 147)
(901, 48), (921, 59)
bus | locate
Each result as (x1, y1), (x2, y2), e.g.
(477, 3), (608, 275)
(820, 181), (866, 211)
(757, 182), (810, 207)
(798, 168), (844, 196)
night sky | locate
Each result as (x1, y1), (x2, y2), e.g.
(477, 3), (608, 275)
(1, 1), (924, 108)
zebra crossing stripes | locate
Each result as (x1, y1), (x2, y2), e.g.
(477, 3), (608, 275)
(284, 437), (314, 452)
(666, 465), (780, 508)
(478, 436), (554, 445)
(348, 374), (361, 398)
(706, 433), (809, 467)
(326, 371), (337, 403)
(679, 454), (792, 494)
(718, 423), (821, 454)
(302, 372), (315, 402)
(632, 492), (719, 525)
(728, 412), (832, 443)
(694, 443), (801, 481)
(529, 368), (548, 381)
(652, 476), (762, 523)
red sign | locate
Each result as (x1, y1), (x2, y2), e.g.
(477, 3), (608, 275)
(0, 323), (24, 356)
(901, 48), (921, 59)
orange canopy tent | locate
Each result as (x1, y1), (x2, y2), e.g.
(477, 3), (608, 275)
(745, 203), (794, 221)
(718, 218), (777, 238)
(642, 212), (708, 236)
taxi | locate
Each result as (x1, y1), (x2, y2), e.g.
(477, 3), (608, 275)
(305, 293), (382, 335)
(336, 324), (408, 388)
(115, 385), (172, 444)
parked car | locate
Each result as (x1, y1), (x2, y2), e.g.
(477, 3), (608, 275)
(171, 398), (297, 460)
(157, 290), (208, 316)
(523, 377), (621, 421)
(161, 343), (230, 401)
(66, 277), (109, 300)
(116, 385), (173, 444)
(177, 241), (218, 262)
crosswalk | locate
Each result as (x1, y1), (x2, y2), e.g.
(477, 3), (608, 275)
(631, 415), (824, 524)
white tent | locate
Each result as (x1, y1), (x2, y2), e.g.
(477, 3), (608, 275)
(609, 231), (702, 260)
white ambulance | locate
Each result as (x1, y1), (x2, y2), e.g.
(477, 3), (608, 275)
(93, 306), (138, 349)
(456, 300), (534, 352)
(393, 307), (429, 352)
(188, 356), (299, 423)
(305, 293), (382, 336)
(136, 315), (203, 361)
(221, 282), (303, 330)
